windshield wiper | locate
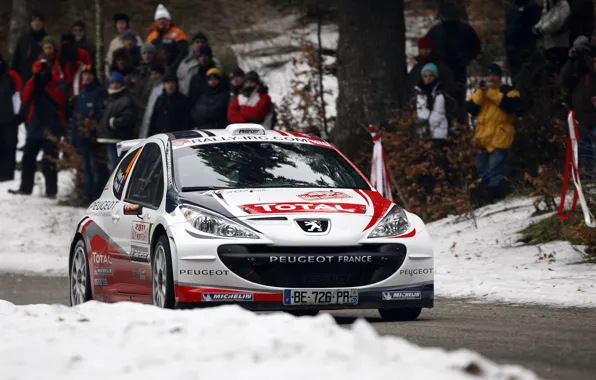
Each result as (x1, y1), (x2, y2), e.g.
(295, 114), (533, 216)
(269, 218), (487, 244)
(181, 186), (228, 192)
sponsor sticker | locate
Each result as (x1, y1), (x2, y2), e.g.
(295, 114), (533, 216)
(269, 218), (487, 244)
(132, 268), (148, 281)
(382, 291), (422, 300)
(298, 191), (352, 201)
(270, 255), (372, 264)
(92, 252), (112, 265)
(132, 221), (151, 244)
(130, 245), (150, 262)
(94, 278), (109, 286)
(239, 202), (366, 214)
(399, 268), (433, 276)
(94, 267), (113, 276)
(172, 135), (333, 149)
(88, 200), (119, 212)
(179, 269), (229, 276)
(201, 293), (253, 302)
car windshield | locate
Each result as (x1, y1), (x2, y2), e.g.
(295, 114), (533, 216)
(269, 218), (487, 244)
(173, 142), (370, 190)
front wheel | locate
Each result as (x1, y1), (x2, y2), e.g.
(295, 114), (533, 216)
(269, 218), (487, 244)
(70, 239), (92, 306)
(152, 235), (175, 309)
(378, 307), (422, 321)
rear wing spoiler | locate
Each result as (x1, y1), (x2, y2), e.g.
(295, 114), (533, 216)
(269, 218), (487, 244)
(116, 139), (145, 157)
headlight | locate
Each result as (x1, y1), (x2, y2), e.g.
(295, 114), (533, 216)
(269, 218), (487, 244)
(368, 205), (410, 238)
(180, 206), (259, 239)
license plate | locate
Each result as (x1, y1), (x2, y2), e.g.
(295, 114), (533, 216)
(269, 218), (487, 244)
(283, 289), (359, 305)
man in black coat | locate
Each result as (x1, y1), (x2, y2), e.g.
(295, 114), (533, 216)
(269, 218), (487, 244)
(148, 73), (189, 136)
(72, 20), (97, 70)
(12, 11), (47, 83)
(505, 0), (543, 85)
(191, 68), (229, 129)
(0, 54), (23, 182)
(187, 45), (217, 108)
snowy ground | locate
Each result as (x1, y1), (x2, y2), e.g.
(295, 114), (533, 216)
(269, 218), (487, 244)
(0, 300), (538, 380)
(431, 197), (596, 308)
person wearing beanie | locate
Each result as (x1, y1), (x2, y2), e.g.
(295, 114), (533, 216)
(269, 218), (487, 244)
(121, 30), (142, 69)
(98, 72), (138, 170)
(70, 64), (108, 203)
(9, 45), (67, 198)
(11, 11), (47, 82)
(148, 72), (190, 136)
(229, 67), (245, 99)
(177, 31), (222, 95)
(191, 67), (229, 129)
(0, 54), (23, 182)
(147, 4), (188, 74)
(228, 70), (273, 128)
(105, 13), (143, 79)
(466, 63), (521, 204)
(53, 32), (92, 98)
(139, 63), (166, 138)
(186, 45), (221, 105)
(130, 44), (160, 107)
(71, 20), (97, 69)
(406, 36), (455, 103)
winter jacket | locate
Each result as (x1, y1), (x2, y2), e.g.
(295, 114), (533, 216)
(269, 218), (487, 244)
(406, 57), (456, 101)
(505, 0), (543, 61)
(535, 0), (571, 50)
(20, 63), (67, 140)
(74, 37), (97, 68)
(70, 82), (107, 154)
(0, 65), (22, 124)
(414, 81), (449, 140)
(98, 87), (138, 142)
(11, 29), (46, 82)
(130, 63), (154, 108)
(187, 60), (216, 106)
(148, 91), (190, 136)
(466, 83), (521, 152)
(53, 49), (92, 97)
(561, 52), (596, 127)
(139, 81), (163, 138)
(191, 82), (229, 129)
(105, 34), (144, 78)
(228, 88), (272, 125)
(176, 52), (223, 95)
(426, 21), (481, 84)
(146, 23), (188, 73)
(567, 0), (594, 45)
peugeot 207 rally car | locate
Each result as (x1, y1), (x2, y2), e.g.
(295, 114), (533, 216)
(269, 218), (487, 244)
(69, 123), (433, 321)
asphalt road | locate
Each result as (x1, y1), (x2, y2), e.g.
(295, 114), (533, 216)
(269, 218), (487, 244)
(2, 273), (596, 380)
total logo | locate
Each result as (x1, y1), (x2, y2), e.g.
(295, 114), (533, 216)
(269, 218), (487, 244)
(239, 202), (366, 214)
(92, 252), (112, 265)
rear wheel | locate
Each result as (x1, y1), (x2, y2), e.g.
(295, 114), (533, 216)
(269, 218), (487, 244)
(70, 239), (92, 306)
(378, 307), (422, 321)
(152, 235), (175, 309)
(286, 310), (320, 317)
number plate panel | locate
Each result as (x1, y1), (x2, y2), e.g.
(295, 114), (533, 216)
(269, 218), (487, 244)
(283, 289), (359, 305)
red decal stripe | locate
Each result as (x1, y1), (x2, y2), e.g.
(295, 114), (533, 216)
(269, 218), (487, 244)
(276, 130), (289, 136)
(391, 228), (417, 239)
(362, 190), (393, 231)
(353, 189), (370, 205)
(175, 285), (283, 303)
(81, 219), (93, 234)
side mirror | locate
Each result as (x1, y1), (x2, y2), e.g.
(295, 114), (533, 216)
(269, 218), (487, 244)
(123, 203), (143, 216)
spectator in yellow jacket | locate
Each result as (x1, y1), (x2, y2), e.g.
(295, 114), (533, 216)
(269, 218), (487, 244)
(466, 63), (521, 203)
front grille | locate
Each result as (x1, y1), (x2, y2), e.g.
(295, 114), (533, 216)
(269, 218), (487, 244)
(218, 244), (407, 288)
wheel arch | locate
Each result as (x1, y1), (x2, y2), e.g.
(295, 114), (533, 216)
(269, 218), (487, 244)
(69, 233), (84, 275)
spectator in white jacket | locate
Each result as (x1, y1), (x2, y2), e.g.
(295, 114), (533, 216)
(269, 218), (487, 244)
(105, 13), (143, 78)
(533, 0), (571, 74)
(414, 63), (449, 140)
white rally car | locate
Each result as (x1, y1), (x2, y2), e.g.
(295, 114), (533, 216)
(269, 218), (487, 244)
(69, 124), (433, 320)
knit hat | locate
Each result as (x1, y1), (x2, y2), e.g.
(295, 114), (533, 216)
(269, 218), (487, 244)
(72, 20), (85, 29)
(42, 35), (58, 49)
(207, 67), (223, 79)
(198, 45), (212, 56)
(31, 11), (45, 22)
(163, 72), (178, 83)
(113, 13), (130, 24)
(231, 67), (245, 78)
(141, 43), (156, 55)
(421, 63), (439, 79)
(192, 32), (208, 43)
(418, 36), (433, 49)
(154, 4), (172, 20)
(108, 72), (125, 85)
(244, 71), (260, 83)
(485, 63), (503, 77)
(122, 29), (137, 40)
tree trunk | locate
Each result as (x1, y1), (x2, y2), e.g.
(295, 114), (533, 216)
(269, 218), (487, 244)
(95, 0), (104, 83)
(9, 0), (28, 54)
(332, 0), (406, 161)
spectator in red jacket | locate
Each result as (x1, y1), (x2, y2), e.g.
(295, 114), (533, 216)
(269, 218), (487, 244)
(0, 53), (23, 182)
(227, 71), (272, 126)
(54, 32), (91, 98)
(8, 58), (67, 198)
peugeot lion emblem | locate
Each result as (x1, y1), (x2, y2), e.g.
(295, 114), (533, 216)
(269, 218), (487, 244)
(295, 219), (331, 234)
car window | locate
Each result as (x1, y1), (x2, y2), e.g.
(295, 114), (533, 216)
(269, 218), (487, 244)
(125, 143), (165, 209)
(112, 147), (142, 200)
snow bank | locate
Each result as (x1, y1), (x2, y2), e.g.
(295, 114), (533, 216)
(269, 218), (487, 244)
(0, 300), (538, 380)
(0, 171), (85, 276)
(431, 197), (596, 308)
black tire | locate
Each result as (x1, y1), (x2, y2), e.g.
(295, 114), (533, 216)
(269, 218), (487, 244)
(286, 309), (320, 317)
(152, 235), (176, 309)
(69, 239), (92, 306)
(378, 307), (422, 321)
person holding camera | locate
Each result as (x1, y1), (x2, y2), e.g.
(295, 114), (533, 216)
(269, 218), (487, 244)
(8, 53), (67, 198)
(467, 63), (522, 204)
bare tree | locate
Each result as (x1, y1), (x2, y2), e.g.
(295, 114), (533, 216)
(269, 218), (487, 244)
(9, 0), (29, 54)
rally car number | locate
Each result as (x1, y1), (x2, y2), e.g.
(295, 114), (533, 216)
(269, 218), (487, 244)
(283, 289), (359, 306)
